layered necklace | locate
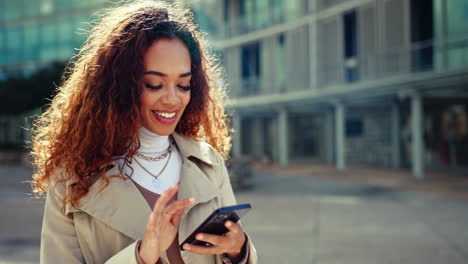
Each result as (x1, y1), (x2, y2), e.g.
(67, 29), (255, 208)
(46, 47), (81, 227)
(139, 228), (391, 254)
(133, 140), (173, 188)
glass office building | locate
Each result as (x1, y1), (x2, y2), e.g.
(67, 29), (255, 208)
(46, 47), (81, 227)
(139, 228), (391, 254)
(0, 0), (117, 147)
(0, 0), (114, 79)
(0, 0), (216, 80)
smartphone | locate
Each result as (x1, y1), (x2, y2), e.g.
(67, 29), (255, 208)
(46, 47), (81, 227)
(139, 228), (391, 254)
(180, 203), (252, 250)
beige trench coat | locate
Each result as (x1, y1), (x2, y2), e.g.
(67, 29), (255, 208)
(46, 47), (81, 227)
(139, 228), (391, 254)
(40, 133), (257, 264)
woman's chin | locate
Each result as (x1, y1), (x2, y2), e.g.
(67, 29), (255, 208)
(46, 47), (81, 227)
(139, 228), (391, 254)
(144, 125), (175, 136)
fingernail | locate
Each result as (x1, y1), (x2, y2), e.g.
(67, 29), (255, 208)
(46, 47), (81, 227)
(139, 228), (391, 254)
(226, 221), (232, 227)
(184, 244), (191, 250)
(189, 198), (195, 203)
(197, 234), (203, 240)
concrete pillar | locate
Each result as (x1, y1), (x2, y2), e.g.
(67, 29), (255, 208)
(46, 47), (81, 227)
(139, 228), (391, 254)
(334, 102), (346, 172)
(260, 37), (274, 93)
(226, 46), (241, 98)
(271, 118), (280, 162)
(391, 101), (401, 168)
(440, 0), (448, 69)
(285, 30), (295, 89)
(298, 26), (309, 90)
(411, 94), (424, 180)
(232, 113), (242, 158)
(286, 26), (309, 91)
(308, 2), (318, 90)
(228, 0), (239, 36)
(308, 0), (317, 12)
(277, 106), (289, 167)
(324, 109), (334, 164)
(251, 118), (264, 158)
(214, 0), (223, 31)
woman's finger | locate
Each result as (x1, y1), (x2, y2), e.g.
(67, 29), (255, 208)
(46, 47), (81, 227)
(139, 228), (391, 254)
(182, 243), (220, 255)
(145, 209), (158, 230)
(195, 233), (224, 246)
(170, 208), (185, 226)
(224, 221), (242, 235)
(164, 198), (195, 215)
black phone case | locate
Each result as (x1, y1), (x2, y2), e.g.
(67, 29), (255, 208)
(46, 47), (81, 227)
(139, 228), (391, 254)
(179, 204), (251, 250)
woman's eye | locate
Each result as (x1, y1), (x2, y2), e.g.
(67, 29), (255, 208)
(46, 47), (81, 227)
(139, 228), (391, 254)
(178, 85), (191, 91)
(145, 83), (163, 90)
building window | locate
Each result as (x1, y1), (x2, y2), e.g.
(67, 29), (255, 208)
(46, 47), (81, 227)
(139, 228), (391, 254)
(410, 0), (434, 71)
(343, 10), (358, 83)
(241, 42), (260, 95)
(346, 118), (363, 137)
(7, 26), (23, 63)
(277, 34), (286, 91)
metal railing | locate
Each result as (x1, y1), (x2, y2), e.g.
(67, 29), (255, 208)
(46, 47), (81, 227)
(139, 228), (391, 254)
(218, 5), (307, 39)
(228, 36), (468, 98)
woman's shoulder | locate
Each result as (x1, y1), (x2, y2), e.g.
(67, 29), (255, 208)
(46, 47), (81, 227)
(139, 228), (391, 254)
(172, 132), (224, 166)
(45, 165), (103, 198)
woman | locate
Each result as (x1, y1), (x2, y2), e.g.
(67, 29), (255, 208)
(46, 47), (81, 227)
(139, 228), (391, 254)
(31, 1), (257, 263)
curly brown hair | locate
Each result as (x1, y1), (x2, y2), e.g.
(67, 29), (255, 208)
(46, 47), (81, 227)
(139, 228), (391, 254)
(31, 0), (231, 207)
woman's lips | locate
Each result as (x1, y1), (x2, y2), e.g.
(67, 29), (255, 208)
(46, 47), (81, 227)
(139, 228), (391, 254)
(151, 110), (178, 125)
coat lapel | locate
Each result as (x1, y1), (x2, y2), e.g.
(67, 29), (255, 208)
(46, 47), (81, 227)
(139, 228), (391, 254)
(177, 159), (218, 213)
(172, 133), (219, 213)
(64, 133), (220, 242)
(73, 163), (151, 241)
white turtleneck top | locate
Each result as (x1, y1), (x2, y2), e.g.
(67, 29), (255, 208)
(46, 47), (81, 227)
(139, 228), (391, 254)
(117, 127), (182, 194)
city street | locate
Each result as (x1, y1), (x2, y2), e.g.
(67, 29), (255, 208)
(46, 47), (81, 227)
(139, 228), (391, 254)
(2, 0), (468, 263)
(1, 164), (468, 263)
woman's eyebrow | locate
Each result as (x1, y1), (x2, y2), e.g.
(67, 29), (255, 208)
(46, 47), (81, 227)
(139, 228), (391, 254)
(143, 71), (192, 77)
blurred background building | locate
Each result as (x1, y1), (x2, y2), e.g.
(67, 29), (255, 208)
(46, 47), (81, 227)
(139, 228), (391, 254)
(1, 0), (468, 178)
(0, 0), (114, 151)
(199, 0), (468, 179)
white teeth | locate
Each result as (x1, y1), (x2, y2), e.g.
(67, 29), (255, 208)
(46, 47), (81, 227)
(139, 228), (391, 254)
(153, 111), (176, 118)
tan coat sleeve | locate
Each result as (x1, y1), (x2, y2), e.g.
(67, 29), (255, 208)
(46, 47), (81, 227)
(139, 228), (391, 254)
(40, 180), (140, 264)
(217, 158), (258, 264)
(40, 180), (86, 264)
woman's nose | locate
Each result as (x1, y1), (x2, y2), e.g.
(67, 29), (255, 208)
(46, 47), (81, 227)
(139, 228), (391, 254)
(162, 86), (179, 105)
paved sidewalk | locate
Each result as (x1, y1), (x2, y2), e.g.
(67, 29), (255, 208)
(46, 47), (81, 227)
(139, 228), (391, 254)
(241, 171), (468, 263)
(1, 164), (42, 264)
(2, 163), (468, 263)
(253, 161), (468, 201)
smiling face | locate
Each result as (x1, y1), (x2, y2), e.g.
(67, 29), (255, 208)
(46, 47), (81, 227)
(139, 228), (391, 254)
(140, 38), (192, 136)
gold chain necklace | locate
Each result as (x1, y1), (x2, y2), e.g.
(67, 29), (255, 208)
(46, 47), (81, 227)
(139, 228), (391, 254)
(136, 144), (172, 161)
(133, 145), (172, 187)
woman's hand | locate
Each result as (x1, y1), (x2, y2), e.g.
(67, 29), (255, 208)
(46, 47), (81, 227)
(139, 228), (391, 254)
(182, 221), (246, 260)
(139, 184), (195, 264)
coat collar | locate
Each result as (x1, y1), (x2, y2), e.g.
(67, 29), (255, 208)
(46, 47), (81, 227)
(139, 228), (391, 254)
(64, 132), (219, 242)
(171, 132), (218, 166)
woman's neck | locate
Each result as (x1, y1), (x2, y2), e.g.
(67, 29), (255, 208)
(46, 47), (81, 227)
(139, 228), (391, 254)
(138, 127), (170, 154)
